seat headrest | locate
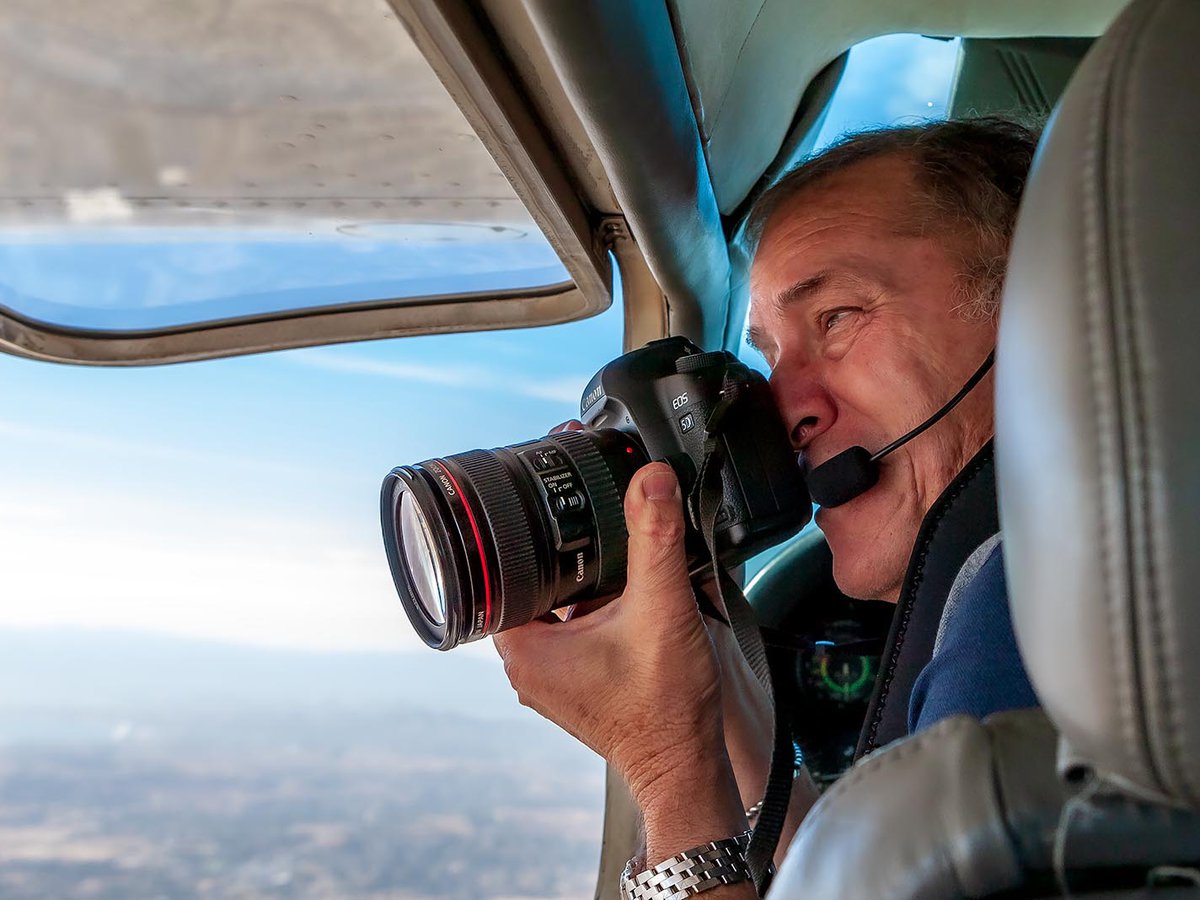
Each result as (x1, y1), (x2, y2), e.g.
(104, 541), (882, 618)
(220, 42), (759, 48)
(997, 0), (1200, 807)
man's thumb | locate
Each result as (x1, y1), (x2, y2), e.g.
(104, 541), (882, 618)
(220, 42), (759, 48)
(623, 463), (694, 614)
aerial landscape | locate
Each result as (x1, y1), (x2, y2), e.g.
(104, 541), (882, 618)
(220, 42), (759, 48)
(0, 631), (606, 899)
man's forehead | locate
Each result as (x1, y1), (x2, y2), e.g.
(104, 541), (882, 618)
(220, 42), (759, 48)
(748, 155), (925, 300)
(754, 156), (919, 254)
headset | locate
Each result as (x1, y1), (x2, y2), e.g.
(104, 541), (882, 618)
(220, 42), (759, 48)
(806, 351), (995, 507)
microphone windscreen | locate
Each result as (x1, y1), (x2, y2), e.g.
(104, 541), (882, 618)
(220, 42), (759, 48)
(807, 446), (879, 508)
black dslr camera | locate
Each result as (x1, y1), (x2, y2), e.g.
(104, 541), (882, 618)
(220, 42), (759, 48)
(381, 336), (811, 649)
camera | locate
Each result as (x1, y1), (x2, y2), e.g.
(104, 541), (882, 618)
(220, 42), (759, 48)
(381, 336), (811, 650)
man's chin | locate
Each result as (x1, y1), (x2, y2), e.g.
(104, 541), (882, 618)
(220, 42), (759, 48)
(813, 494), (858, 530)
(816, 499), (871, 584)
(814, 496), (905, 603)
(814, 501), (852, 560)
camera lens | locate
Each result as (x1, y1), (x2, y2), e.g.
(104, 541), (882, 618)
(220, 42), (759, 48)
(381, 429), (647, 650)
(398, 492), (447, 626)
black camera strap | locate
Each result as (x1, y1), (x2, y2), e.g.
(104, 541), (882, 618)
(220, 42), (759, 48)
(686, 378), (794, 897)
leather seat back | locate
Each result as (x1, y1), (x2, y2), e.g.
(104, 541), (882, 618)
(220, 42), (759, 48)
(997, 0), (1200, 809)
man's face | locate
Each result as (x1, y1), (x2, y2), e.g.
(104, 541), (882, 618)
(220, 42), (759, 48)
(748, 154), (998, 602)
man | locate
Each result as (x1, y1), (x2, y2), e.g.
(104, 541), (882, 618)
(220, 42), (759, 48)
(494, 118), (1041, 897)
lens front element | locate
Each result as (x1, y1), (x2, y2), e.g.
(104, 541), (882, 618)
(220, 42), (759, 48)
(381, 429), (646, 650)
(399, 491), (447, 626)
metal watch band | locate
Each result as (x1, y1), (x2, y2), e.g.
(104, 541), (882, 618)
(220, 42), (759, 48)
(620, 831), (752, 900)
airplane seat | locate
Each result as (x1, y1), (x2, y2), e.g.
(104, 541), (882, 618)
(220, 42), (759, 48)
(769, 0), (1200, 895)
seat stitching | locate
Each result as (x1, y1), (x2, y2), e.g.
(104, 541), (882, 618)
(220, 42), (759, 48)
(1157, 0), (1194, 805)
(1081, 1), (1138, 785)
(1105, 0), (1174, 800)
(830, 716), (979, 802)
(1120, 0), (1189, 802)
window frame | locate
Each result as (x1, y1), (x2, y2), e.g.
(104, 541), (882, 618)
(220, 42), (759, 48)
(0, 0), (612, 366)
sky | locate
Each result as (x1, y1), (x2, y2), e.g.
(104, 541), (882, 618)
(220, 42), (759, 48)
(0, 34), (959, 661)
(0, 306), (622, 655)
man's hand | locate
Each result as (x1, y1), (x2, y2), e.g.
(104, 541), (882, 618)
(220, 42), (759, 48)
(493, 461), (723, 801)
(700, 580), (820, 863)
(542, 419), (775, 808)
(493, 462), (748, 864)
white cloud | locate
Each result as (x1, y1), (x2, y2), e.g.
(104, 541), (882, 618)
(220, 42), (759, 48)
(0, 419), (320, 479)
(0, 480), (510, 659)
(64, 187), (134, 224)
(157, 165), (189, 188)
(0, 484), (422, 653)
(291, 350), (586, 405)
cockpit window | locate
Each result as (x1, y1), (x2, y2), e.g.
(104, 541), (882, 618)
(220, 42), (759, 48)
(0, 0), (568, 331)
(0, 273), (621, 898)
(811, 34), (960, 151)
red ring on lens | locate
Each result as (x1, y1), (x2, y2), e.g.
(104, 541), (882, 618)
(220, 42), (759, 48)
(437, 464), (493, 634)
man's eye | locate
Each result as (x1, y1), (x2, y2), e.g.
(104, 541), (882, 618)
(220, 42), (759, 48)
(819, 308), (857, 332)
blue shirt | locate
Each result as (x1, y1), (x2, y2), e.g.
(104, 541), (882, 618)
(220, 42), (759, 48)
(907, 541), (1040, 734)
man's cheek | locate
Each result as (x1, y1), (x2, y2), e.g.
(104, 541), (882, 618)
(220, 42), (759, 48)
(823, 358), (895, 447)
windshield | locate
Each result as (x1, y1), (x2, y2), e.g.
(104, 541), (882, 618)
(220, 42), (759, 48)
(0, 297), (621, 897)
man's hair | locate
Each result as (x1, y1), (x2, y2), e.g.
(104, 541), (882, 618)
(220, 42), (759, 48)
(744, 116), (1041, 319)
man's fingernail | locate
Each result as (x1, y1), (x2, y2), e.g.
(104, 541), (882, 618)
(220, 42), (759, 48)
(642, 468), (679, 501)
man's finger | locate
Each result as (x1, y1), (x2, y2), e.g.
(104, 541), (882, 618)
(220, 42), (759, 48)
(623, 463), (695, 620)
(493, 618), (562, 691)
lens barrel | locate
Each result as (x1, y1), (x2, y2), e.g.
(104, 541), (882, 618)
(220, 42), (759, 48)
(381, 429), (646, 650)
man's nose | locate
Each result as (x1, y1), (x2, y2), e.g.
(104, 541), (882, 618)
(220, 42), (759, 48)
(770, 366), (837, 451)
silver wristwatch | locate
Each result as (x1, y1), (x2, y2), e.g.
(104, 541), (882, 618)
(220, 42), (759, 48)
(620, 831), (752, 899)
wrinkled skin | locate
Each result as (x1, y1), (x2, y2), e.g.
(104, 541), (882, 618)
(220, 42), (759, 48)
(495, 154), (998, 890)
(494, 462), (751, 873)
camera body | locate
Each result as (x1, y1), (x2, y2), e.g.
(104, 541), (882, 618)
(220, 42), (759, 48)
(382, 335), (813, 650)
(579, 336), (811, 565)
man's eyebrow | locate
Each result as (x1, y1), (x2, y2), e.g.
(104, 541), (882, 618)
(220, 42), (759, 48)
(745, 324), (767, 353)
(772, 270), (831, 311)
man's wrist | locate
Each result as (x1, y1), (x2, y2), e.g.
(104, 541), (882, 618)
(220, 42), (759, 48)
(636, 750), (748, 867)
(621, 831), (752, 900)
(619, 725), (724, 808)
